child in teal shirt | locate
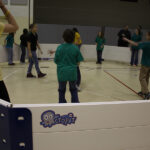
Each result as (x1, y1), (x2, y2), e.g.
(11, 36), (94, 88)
(124, 31), (150, 100)
(5, 33), (15, 65)
(95, 31), (105, 64)
(130, 28), (142, 66)
(54, 29), (84, 103)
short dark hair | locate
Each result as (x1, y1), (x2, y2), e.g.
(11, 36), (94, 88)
(72, 28), (79, 33)
(23, 29), (28, 34)
(63, 29), (75, 43)
(136, 28), (141, 35)
(29, 23), (36, 30)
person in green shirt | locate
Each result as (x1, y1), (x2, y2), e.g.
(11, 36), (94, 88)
(95, 31), (105, 64)
(123, 31), (150, 100)
(54, 29), (84, 103)
(130, 28), (142, 66)
(5, 32), (15, 65)
(137, 25), (143, 40)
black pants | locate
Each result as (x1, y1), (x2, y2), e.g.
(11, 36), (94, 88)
(20, 45), (26, 63)
(130, 48), (139, 66)
(58, 81), (79, 103)
(0, 81), (10, 102)
(76, 67), (81, 86)
(97, 51), (102, 63)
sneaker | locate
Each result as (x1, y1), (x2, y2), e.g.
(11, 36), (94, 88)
(8, 63), (15, 66)
(76, 85), (81, 92)
(38, 72), (47, 78)
(96, 62), (102, 64)
(144, 93), (150, 100)
(27, 73), (36, 78)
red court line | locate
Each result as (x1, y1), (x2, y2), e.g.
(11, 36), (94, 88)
(104, 70), (143, 99)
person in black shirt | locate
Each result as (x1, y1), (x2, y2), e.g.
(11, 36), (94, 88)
(20, 29), (28, 63)
(118, 25), (131, 47)
(27, 23), (46, 78)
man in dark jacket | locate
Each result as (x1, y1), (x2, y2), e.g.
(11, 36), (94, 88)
(118, 25), (131, 47)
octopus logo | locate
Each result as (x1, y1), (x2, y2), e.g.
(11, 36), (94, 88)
(40, 110), (77, 128)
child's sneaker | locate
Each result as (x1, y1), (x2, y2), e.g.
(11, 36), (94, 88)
(38, 72), (47, 78)
(27, 73), (36, 78)
(144, 93), (150, 100)
(138, 91), (144, 97)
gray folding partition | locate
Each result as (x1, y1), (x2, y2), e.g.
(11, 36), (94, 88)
(37, 24), (101, 44)
(10, 0), (28, 5)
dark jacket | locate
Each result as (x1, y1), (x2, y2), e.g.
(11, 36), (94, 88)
(118, 29), (131, 47)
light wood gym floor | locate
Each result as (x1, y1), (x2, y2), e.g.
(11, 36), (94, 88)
(1, 60), (148, 104)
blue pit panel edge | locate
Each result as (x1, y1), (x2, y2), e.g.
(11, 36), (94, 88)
(0, 104), (33, 150)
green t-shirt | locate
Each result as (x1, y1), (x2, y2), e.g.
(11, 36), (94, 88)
(54, 43), (84, 82)
(95, 36), (105, 51)
(138, 42), (150, 67)
(131, 34), (142, 50)
(6, 34), (14, 48)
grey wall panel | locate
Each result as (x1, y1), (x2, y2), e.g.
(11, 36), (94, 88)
(105, 27), (122, 46)
(34, 0), (150, 29)
(37, 24), (101, 44)
(11, 0), (28, 5)
(105, 27), (135, 46)
(38, 24), (149, 45)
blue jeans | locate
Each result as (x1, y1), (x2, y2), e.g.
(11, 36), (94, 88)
(27, 51), (41, 74)
(20, 45), (26, 63)
(77, 44), (82, 49)
(77, 67), (81, 86)
(130, 48), (139, 66)
(6, 47), (13, 64)
(76, 44), (82, 86)
(97, 50), (102, 63)
(58, 81), (79, 103)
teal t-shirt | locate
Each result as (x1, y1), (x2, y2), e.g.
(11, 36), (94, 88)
(138, 42), (150, 67)
(131, 34), (142, 50)
(54, 43), (84, 82)
(6, 34), (14, 48)
(95, 36), (105, 51)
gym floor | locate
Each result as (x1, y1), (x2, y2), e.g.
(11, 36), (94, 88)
(1, 60), (148, 104)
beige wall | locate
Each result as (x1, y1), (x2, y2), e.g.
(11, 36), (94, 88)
(0, 0), (33, 44)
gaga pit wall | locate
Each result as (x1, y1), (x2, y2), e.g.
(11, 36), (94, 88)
(39, 44), (143, 63)
(0, 44), (143, 63)
(1, 99), (150, 150)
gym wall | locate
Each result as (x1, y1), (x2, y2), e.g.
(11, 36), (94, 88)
(34, 0), (150, 45)
(34, 0), (150, 28)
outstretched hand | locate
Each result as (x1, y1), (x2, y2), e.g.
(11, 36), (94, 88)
(123, 37), (128, 42)
(48, 50), (55, 56)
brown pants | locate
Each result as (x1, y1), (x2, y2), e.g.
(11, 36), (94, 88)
(139, 66), (150, 94)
